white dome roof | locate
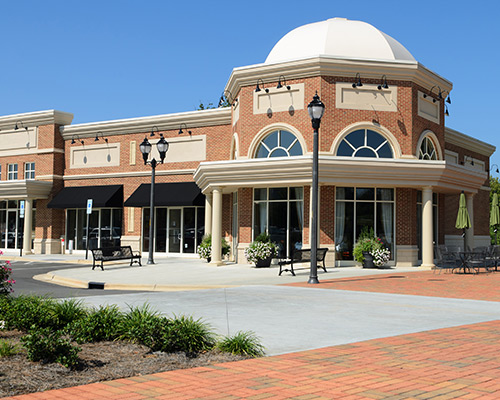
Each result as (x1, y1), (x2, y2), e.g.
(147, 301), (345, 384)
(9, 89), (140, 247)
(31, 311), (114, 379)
(265, 18), (416, 64)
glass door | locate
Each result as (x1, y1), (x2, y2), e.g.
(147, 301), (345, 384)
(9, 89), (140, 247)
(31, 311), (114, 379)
(7, 210), (17, 249)
(168, 208), (182, 253)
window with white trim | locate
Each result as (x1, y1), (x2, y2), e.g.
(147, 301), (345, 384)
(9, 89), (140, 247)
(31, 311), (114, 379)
(337, 129), (393, 158)
(418, 137), (438, 160)
(255, 130), (303, 158)
(7, 164), (18, 180)
(25, 162), (35, 180)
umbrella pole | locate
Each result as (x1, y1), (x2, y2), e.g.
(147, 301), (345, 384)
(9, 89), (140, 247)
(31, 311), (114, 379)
(463, 229), (467, 252)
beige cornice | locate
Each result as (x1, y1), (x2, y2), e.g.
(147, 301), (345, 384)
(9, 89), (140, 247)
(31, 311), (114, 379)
(445, 127), (496, 157)
(0, 180), (53, 199)
(194, 156), (486, 194)
(225, 56), (452, 99)
(0, 110), (73, 130)
(63, 169), (196, 180)
(60, 108), (232, 138)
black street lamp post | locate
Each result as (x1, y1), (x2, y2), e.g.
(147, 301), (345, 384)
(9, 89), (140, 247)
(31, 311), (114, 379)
(140, 135), (169, 264)
(307, 92), (325, 284)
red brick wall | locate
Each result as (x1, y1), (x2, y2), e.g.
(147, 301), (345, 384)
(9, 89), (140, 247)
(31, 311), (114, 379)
(320, 185), (335, 245)
(396, 188), (417, 245)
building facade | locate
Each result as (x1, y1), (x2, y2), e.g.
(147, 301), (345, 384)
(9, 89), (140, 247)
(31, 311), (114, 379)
(0, 18), (495, 268)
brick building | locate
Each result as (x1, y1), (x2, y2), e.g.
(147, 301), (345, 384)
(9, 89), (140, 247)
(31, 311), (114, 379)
(0, 18), (494, 267)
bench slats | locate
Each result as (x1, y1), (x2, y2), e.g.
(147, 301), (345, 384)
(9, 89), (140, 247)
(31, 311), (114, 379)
(91, 246), (142, 270)
(279, 248), (328, 276)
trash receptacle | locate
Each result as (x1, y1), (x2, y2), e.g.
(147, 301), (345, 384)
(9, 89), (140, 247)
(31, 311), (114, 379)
(68, 240), (73, 255)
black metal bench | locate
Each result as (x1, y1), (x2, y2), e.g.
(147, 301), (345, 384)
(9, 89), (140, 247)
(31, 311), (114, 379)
(91, 246), (142, 270)
(278, 248), (328, 276)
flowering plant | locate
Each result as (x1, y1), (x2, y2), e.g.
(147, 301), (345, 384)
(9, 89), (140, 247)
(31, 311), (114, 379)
(371, 247), (391, 267)
(196, 234), (230, 261)
(0, 251), (15, 295)
(353, 227), (387, 263)
(244, 233), (277, 264)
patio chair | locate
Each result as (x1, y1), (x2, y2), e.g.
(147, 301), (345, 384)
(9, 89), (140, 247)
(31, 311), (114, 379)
(434, 246), (457, 274)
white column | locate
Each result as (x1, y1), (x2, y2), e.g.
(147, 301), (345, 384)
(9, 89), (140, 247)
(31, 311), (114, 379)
(210, 187), (223, 265)
(466, 193), (474, 251)
(204, 192), (212, 236)
(421, 187), (434, 268)
(23, 199), (33, 255)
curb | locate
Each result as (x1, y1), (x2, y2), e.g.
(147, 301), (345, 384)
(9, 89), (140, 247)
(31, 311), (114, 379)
(33, 273), (237, 292)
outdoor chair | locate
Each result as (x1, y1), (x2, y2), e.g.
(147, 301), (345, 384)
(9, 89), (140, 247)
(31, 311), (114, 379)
(434, 246), (458, 274)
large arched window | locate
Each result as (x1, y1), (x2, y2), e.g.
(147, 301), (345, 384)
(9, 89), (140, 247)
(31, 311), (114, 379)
(255, 130), (303, 158)
(418, 137), (438, 160)
(336, 129), (393, 158)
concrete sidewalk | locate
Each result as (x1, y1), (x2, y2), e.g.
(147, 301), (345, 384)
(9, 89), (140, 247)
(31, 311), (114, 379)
(0, 250), (423, 291)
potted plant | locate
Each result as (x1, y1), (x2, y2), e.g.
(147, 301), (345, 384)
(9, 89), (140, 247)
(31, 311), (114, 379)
(353, 227), (389, 268)
(196, 234), (230, 262)
(244, 233), (277, 268)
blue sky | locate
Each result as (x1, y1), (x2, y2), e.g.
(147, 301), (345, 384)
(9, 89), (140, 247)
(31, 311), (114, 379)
(1, 1), (499, 167)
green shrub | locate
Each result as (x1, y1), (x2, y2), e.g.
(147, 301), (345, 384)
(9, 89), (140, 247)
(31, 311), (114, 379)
(217, 331), (265, 357)
(4, 295), (55, 331)
(69, 305), (123, 343)
(50, 299), (88, 331)
(0, 339), (19, 357)
(21, 327), (80, 368)
(120, 304), (169, 351)
(163, 315), (215, 354)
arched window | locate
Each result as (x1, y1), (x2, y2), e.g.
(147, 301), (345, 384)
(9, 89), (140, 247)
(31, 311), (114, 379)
(336, 129), (393, 158)
(418, 137), (438, 160)
(255, 130), (303, 158)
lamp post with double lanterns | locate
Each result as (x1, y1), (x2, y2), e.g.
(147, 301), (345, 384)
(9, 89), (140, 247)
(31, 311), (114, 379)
(140, 135), (169, 264)
(307, 92), (325, 284)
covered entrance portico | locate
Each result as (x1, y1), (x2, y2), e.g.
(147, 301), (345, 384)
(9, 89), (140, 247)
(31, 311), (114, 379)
(195, 155), (488, 267)
(0, 180), (51, 254)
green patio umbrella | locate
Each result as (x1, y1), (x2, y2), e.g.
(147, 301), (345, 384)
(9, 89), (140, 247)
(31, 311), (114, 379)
(490, 192), (500, 245)
(455, 192), (471, 251)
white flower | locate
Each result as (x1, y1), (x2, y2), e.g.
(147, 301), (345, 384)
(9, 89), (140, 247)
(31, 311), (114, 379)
(0, 321), (5, 330)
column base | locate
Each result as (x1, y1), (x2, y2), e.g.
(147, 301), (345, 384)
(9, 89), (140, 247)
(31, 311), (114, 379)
(209, 260), (225, 266)
(419, 263), (435, 269)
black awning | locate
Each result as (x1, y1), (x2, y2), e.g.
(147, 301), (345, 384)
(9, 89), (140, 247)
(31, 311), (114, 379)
(47, 185), (123, 209)
(124, 182), (205, 207)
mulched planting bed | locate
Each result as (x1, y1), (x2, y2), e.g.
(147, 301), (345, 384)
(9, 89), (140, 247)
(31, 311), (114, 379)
(0, 330), (250, 397)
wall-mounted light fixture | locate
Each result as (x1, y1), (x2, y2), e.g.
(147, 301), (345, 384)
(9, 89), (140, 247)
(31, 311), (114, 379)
(218, 89), (237, 107)
(14, 121), (28, 132)
(149, 125), (160, 137)
(178, 123), (192, 135)
(424, 85), (443, 103)
(94, 131), (108, 143)
(440, 90), (452, 104)
(277, 75), (291, 90)
(71, 135), (84, 145)
(491, 164), (499, 174)
(255, 79), (269, 93)
(377, 75), (389, 90)
(352, 73), (363, 88)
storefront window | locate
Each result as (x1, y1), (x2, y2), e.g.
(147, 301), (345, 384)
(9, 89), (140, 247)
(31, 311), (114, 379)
(142, 206), (204, 254)
(253, 187), (303, 257)
(0, 200), (36, 250)
(335, 187), (394, 261)
(65, 208), (123, 250)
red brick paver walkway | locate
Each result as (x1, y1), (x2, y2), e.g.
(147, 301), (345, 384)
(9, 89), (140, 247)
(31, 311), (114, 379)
(4, 270), (500, 400)
(287, 270), (500, 302)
